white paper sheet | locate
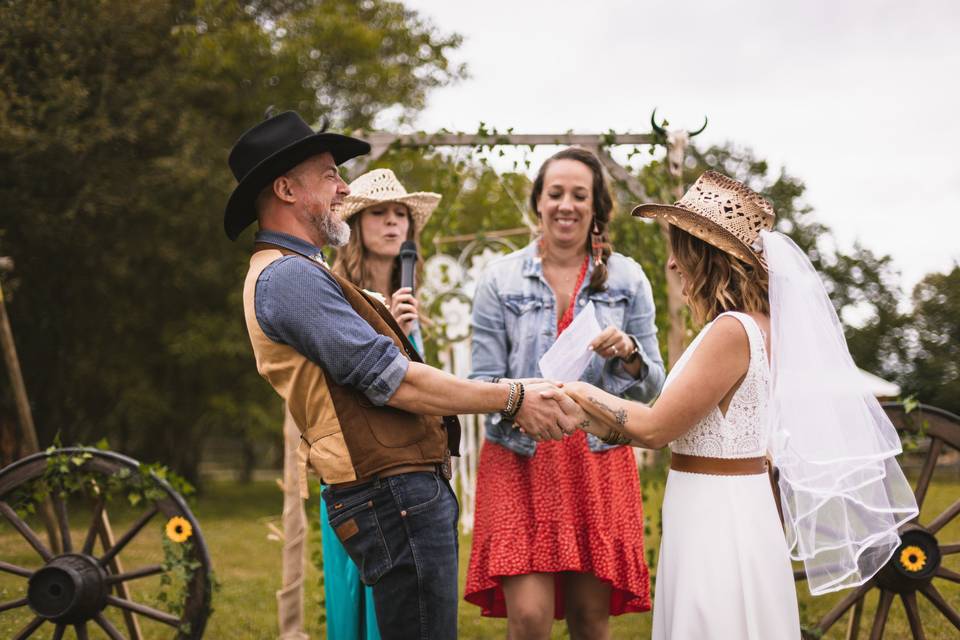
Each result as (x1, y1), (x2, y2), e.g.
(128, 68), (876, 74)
(538, 301), (602, 381)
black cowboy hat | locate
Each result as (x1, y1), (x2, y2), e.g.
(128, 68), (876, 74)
(224, 111), (371, 240)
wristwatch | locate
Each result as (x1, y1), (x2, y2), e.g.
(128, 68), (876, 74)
(620, 336), (647, 381)
(620, 336), (641, 363)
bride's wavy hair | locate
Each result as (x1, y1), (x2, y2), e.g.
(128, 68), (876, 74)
(669, 226), (769, 326)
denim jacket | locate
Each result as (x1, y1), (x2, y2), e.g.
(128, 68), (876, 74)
(469, 241), (666, 456)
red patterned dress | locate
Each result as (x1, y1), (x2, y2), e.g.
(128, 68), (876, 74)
(464, 259), (652, 619)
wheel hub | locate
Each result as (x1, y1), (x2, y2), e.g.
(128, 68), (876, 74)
(875, 526), (941, 593)
(27, 553), (109, 623)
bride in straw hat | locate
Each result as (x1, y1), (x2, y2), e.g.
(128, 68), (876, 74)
(553, 171), (918, 639)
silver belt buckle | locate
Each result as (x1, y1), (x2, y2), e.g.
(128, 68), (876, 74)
(440, 449), (452, 480)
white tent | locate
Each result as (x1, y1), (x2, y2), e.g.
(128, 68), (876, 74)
(859, 368), (901, 398)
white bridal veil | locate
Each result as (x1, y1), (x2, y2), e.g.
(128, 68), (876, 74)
(761, 230), (919, 595)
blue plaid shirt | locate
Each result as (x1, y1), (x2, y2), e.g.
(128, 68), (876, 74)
(252, 230), (408, 405)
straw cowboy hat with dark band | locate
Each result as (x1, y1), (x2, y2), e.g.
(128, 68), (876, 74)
(339, 168), (441, 231)
(632, 171), (775, 271)
(224, 111), (370, 240)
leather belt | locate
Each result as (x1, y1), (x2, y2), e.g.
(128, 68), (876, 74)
(330, 463), (439, 489)
(670, 452), (768, 475)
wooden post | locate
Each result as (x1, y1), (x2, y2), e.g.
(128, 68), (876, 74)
(277, 408), (309, 640)
(0, 257), (61, 554)
(0, 259), (39, 454)
(347, 131), (659, 178)
(594, 146), (649, 202)
(662, 138), (689, 367)
(95, 494), (144, 639)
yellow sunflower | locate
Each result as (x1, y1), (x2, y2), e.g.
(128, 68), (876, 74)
(899, 545), (926, 572)
(165, 516), (193, 543)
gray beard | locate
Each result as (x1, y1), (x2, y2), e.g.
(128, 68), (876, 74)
(315, 212), (351, 247)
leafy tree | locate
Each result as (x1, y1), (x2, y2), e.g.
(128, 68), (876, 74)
(903, 266), (960, 415)
(0, 0), (464, 482)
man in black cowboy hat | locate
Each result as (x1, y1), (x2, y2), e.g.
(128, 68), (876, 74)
(226, 111), (578, 639)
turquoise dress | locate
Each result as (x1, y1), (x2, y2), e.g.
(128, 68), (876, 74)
(320, 328), (422, 639)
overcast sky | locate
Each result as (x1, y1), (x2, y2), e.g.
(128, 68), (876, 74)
(398, 0), (960, 293)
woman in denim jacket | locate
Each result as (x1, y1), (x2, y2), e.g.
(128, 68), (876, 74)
(464, 147), (666, 639)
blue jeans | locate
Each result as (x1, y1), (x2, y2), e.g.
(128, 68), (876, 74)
(321, 471), (460, 640)
(320, 493), (381, 640)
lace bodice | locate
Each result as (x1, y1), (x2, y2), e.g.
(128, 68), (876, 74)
(667, 312), (770, 459)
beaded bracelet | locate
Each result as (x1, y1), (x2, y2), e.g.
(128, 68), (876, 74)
(601, 428), (632, 446)
(510, 382), (526, 418)
(501, 381), (526, 419)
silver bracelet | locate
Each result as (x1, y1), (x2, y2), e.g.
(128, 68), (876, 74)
(502, 381), (517, 416)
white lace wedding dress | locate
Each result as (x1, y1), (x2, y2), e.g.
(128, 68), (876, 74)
(652, 312), (801, 639)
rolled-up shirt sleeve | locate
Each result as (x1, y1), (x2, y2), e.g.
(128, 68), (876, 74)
(254, 256), (408, 405)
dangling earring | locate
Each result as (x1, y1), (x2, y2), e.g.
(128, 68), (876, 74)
(591, 220), (604, 266)
(536, 214), (547, 261)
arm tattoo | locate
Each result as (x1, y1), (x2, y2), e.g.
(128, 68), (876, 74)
(577, 418), (592, 430)
(589, 397), (628, 427)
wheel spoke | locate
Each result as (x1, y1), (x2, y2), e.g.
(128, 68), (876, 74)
(94, 613), (126, 640)
(0, 501), (53, 561)
(817, 579), (874, 631)
(912, 437), (942, 513)
(81, 496), (106, 555)
(0, 597), (29, 613)
(107, 594), (181, 627)
(902, 591), (926, 640)
(868, 589), (894, 640)
(106, 563), (164, 584)
(51, 623), (65, 640)
(928, 498), (960, 534)
(920, 583), (960, 629)
(12, 616), (44, 640)
(941, 542), (960, 555)
(51, 493), (72, 553)
(0, 560), (34, 578)
(936, 566), (960, 583)
(74, 622), (89, 640)
(99, 505), (158, 567)
(845, 595), (864, 640)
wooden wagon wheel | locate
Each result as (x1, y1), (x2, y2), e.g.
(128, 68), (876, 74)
(0, 448), (212, 639)
(797, 402), (960, 639)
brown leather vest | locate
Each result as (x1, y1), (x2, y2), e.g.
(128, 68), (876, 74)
(243, 243), (460, 485)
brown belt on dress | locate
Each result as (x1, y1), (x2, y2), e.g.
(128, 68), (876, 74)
(669, 452), (767, 475)
(670, 453), (785, 527)
(330, 463), (439, 489)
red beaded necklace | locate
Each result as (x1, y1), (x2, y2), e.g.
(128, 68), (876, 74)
(556, 255), (590, 335)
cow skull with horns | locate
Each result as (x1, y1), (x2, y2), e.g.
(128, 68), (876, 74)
(650, 108), (708, 176)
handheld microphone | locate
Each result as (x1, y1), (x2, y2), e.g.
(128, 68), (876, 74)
(399, 240), (418, 294)
(398, 240), (420, 340)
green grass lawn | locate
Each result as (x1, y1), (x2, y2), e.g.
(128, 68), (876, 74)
(1, 474), (957, 638)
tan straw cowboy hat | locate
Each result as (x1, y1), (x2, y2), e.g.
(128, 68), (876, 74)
(632, 171), (775, 270)
(339, 169), (441, 230)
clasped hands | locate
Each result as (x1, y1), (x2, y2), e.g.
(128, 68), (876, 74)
(511, 380), (600, 442)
